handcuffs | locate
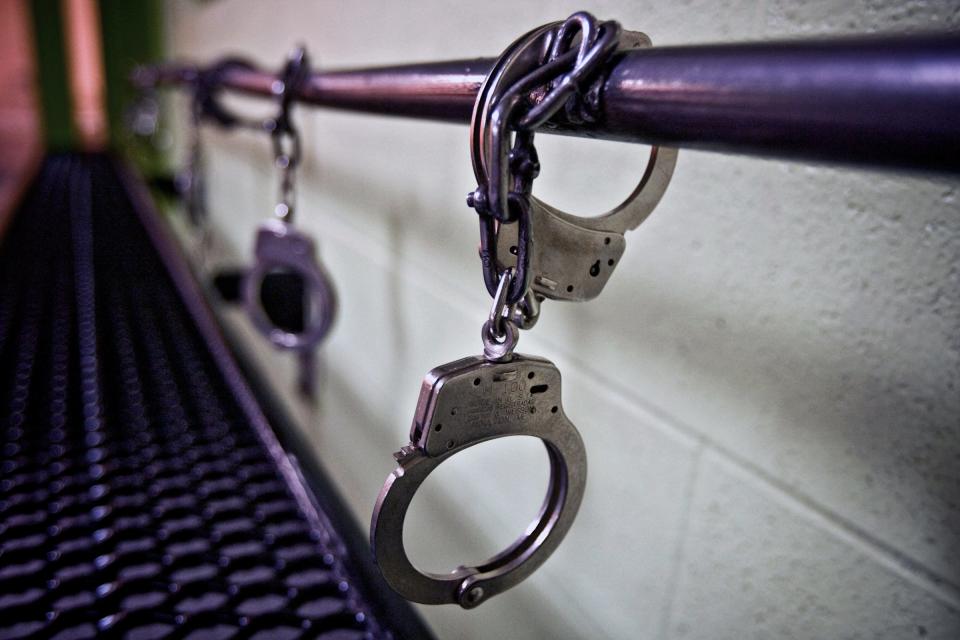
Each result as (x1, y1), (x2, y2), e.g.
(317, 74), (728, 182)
(155, 49), (337, 353)
(472, 19), (678, 305)
(131, 50), (336, 394)
(371, 13), (677, 608)
(240, 48), (337, 353)
(371, 269), (585, 609)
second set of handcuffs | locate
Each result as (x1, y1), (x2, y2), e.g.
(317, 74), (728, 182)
(168, 48), (337, 393)
(158, 12), (677, 610)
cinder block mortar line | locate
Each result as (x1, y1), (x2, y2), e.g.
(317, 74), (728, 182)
(702, 448), (960, 615)
(754, 0), (768, 36)
(555, 357), (960, 614)
(657, 442), (705, 640)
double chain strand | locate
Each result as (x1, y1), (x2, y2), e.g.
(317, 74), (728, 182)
(469, 12), (622, 306)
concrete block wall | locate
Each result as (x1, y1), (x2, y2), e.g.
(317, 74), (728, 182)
(165, 1), (960, 638)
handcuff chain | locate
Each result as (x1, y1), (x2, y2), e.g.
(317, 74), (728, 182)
(269, 47), (310, 224)
(185, 51), (311, 224)
(487, 267), (515, 339)
(469, 12), (623, 305)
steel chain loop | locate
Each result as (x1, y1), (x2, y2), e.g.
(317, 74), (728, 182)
(268, 47), (310, 223)
(468, 12), (623, 305)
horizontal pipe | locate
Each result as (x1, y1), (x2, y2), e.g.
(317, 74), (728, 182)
(142, 33), (960, 173)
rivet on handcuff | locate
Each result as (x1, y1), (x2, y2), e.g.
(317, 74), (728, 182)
(371, 12), (677, 608)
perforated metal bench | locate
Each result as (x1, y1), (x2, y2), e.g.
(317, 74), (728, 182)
(0, 154), (431, 640)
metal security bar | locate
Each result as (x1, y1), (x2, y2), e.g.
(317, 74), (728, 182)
(138, 33), (960, 173)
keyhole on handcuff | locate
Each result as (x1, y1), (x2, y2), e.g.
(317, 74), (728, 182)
(402, 436), (549, 574)
(589, 257), (616, 278)
(258, 268), (310, 334)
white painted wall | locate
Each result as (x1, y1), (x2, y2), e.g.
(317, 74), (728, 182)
(165, 1), (960, 638)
